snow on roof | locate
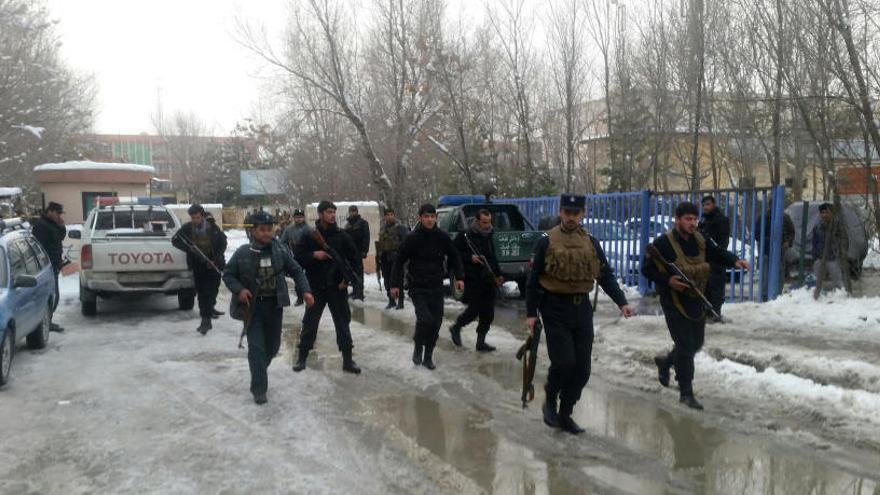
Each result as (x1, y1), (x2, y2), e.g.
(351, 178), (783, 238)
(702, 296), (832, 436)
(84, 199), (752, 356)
(165, 204), (223, 209)
(33, 161), (156, 174)
(0, 187), (22, 196)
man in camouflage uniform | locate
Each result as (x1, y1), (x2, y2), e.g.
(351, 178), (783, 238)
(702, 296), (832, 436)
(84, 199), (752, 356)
(376, 208), (409, 309)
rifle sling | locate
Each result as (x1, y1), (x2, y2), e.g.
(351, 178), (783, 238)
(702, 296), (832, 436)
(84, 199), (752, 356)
(650, 252), (705, 322)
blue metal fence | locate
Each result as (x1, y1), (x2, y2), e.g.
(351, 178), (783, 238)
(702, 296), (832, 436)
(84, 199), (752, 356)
(499, 185), (786, 302)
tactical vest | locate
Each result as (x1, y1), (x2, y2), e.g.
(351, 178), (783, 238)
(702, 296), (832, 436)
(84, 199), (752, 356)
(256, 253), (277, 297)
(665, 230), (710, 297)
(539, 226), (600, 294)
(191, 226), (214, 258)
(377, 223), (403, 254)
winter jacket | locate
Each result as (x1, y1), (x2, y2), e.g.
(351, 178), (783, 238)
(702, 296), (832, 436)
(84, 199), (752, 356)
(377, 222), (409, 264)
(31, 215), (66, 272)
(280, 222), (313, 250)
(453, 223), (502, 286)
(391, 224), (463, 291)
(642, 230), (738, 318)
(811, 221), (847, 261)
(223, 238), (311, 308)
(172, 219), (228, 270)
(294, 221), (359, 291)
(698, 209), (730, 250)
(344, 215), (371, 258)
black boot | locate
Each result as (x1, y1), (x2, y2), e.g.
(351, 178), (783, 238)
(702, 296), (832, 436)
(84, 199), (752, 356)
(385, 295), (396, 310)
(449, 324), (463, 347)
(680, 394), (704, 410)
(342, 350), (361, 374)
(412, 342), (423, 365)
(422, 344), (436, 370)
(654, 355), (670, 387)
(396, 295), (404, 310)
(211, 308), (224, 319)
(542, 392), (560, 428)
(292, 350), (309, 372)
(197, 317), (212, 335)
(475, 332), (496, 352)
(558, 403), (585, 434)
(253, 392), (268, 405)
(49, 322), (65, 333)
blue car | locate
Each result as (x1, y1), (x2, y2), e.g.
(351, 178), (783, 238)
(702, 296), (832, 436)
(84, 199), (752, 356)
(0, 220), (56, 387)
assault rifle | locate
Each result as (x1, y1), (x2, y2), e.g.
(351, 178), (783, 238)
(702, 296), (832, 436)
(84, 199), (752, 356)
(311, 229), (361, 288)
(171, 231), (222, 276)
(462, 232), (503, 293)
(515, 319), (543, 408)
(647, 244), (721, 321)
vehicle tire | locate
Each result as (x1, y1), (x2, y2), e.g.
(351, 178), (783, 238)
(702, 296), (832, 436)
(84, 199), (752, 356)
(0, 328), (13, 387)
(26, 305), (51, 350)
(178, 290), (196, 311)
(81, 299), (97, 317)
(449, 272), (464, 302)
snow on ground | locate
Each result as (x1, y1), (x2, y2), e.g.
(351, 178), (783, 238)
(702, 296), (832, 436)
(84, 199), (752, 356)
(866, 237), (880, 269)
(2, 229), (877, 492)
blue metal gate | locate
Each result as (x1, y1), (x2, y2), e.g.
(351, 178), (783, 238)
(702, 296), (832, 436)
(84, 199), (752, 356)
(499, 185), (786, 302)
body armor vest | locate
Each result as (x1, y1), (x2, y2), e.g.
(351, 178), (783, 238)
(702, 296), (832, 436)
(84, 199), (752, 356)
(539, 226), (600, 294)
(665, 230), (710, 297)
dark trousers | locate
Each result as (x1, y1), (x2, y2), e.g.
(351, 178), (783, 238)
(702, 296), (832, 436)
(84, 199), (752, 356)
(540, 293), (594, 415)
(454, 282), (496, 334)
(193, 266), (221, 318)
(659, 310), (706, 396)
(299, 287), (353, 352)
(52, 269), (60, 312)
(704, 268), (726, 316)
(351, 257), (365, 297)
(247, 298), (284, 396)
(410, 289), (445, 347)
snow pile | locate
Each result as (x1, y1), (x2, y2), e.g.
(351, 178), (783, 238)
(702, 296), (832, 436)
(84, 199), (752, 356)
(865, 237), (880, 270)
(724, 287), (880, 338)
(33, 161), (155, 173)
(224, 229), (250, 260)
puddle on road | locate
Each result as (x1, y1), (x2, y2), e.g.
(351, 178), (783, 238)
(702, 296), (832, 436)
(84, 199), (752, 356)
(355, 304), (879, 494)
(362, 393), (589, 495)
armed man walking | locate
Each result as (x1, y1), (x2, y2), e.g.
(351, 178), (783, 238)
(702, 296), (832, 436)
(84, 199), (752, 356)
(526, 194), (635, 434)
(344, 205), (370, 301)
(280, 209), (313, 306)
(376, 208), (409, 310)
(31, 201), (68, 333)
(172, 204), (228, 335)
(643, 202), (749, 410)
(293, 201), (362, 374)
(449, 209), (503, 352)
(697, 196), (730, 321)
(390, 204), (464, 370)
(223, 211), (314, 405)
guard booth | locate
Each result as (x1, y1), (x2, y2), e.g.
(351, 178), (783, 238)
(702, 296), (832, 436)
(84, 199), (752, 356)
(498, 186), (787, 302)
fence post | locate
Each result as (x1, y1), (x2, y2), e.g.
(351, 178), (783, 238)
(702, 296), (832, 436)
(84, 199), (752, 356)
(638, 189), (652, 295)
(767, 185), (786, 300)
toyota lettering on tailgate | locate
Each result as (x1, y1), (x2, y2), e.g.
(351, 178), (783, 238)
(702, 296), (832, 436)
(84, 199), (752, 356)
(109, 252), (176, 265)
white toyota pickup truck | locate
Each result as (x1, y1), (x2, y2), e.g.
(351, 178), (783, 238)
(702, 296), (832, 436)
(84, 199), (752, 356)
(70, 202), (195, 316)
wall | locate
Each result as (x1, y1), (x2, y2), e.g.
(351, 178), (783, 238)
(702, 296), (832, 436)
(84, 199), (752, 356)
(41, 182), (150, 224)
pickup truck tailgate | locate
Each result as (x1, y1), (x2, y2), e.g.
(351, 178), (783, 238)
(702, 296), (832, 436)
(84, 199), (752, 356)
(89, 238), (188, 272)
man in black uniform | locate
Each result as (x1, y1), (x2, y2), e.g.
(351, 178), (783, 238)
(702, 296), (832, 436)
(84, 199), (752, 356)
(449, 209), (503, 352)
(643, 202), (749, 410)
(223, 211), (314, 404)
(697, 196), (730, 321)
(527, 195), (634, 434)
(31, 201), (67, 332)
(294, 200), (362, 374)
(344, 205), (370, 301)
(376, 208), (409, 309)
(172, 204), (228, 335)
(390, 204), (464, 370)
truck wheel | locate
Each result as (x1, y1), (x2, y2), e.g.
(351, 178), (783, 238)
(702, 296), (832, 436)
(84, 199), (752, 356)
(81, 300), (97, 317)
(26, 305), (51, 350)
(0, 328), (13, 387)
(178, 290), (196, 311)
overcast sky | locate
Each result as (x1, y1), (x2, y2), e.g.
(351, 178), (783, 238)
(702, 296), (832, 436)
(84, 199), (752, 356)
(46, 0), (287, 136)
